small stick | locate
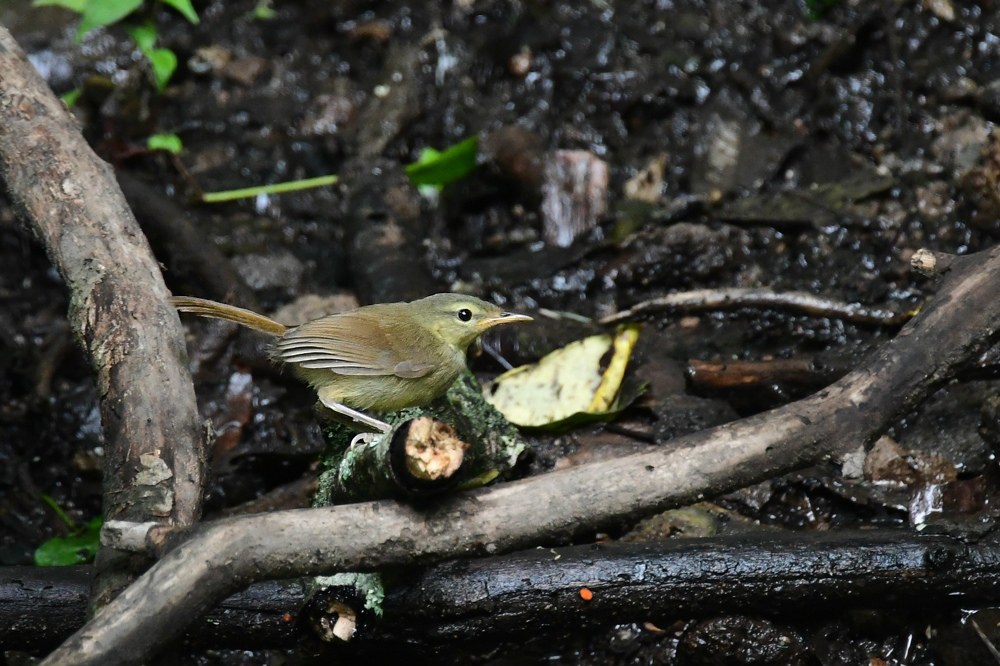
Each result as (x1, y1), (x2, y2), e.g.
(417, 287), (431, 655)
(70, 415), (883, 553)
(970, 618), (1000, 665)
(687, 357), (851, 390)
(599, 288), (912, 326)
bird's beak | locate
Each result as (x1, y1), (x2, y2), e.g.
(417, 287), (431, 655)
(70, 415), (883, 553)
(483, 312), (533, 328)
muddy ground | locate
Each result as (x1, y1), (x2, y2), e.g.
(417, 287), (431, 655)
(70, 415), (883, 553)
(3, 0), (1000, 663)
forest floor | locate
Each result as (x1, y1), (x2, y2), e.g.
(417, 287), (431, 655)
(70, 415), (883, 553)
(3, 0), (1000, 663)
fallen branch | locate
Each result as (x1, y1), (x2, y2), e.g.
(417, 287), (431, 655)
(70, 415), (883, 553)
(0, 26), (206, 610)
(598, 287), (912, 326)
(9, 528), (1000, 651)
(40, 244), (1000, 665)
(687, 356), (851, 389)
(316, 370), (527, 504)
(372, 528), (1000, 643)
(0, 566), (302, 652)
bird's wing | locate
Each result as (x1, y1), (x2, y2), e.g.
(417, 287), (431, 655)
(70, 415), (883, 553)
(276, 310), (434, 379)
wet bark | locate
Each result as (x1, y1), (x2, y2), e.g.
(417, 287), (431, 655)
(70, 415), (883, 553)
(39, 244), (1000, 666)
(7, 529), (1000, 651)
(0, 26), (206, 611)
(0, 567), (302, 652)
(375, 529), (1000, 642)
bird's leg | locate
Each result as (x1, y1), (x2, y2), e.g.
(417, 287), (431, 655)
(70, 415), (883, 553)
(318, 396), (392, 449)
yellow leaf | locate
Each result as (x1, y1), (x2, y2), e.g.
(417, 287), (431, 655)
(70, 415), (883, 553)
(484, 325), (640, 428)
(588, 326), (640, 412)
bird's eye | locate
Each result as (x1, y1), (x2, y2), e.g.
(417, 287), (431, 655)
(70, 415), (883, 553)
(457, 309), (473, 322)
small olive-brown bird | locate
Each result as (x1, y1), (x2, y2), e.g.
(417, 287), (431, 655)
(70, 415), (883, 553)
(170, 293), (531, 432)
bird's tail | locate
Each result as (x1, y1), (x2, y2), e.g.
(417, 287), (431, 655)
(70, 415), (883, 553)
(170, 297), (287, 336)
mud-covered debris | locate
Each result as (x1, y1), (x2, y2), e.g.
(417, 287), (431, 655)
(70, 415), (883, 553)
(864, 436), (957, 488)
(679, 616), (804, 665)
(300, 88), (358, 137)
(690, 91), (800, 198)
(623, 153), (667, 204)
(541, 150), (609, 247)
(221, 55), (269, 86)
(719, 170), (893, 227)
(232, 250), (304, 291)
(482, 126), (545, 190)
(930, 110), (990, 176)
(271, 293), (360, 327)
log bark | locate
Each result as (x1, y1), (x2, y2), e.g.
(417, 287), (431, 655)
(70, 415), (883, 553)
(40, 244), (1000, 665)
(0, 26), (206, 610)
(375, 529), (1000, 643)
(7, 529), (1000, 651)
(0, 567), (302, 651)
(317, 417), (469, 503)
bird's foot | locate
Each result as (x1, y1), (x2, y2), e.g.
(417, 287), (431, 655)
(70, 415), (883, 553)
(349, 432), (379, 450)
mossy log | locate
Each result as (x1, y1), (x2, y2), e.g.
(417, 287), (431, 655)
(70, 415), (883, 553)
(315, 371), (529, 505)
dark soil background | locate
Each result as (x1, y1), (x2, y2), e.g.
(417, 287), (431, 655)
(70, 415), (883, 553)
(3, 0), (1000, 663)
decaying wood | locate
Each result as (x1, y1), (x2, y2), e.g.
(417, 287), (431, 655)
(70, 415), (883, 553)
(318, 417), (469, 503)
(8, 528), (1000, 651)
(0, 26), (206, 611)
(373, 529), (1000, 643)
(911, 247), (957, 277)
(315, 372), (527, 505)
(0, 566), (302, 652)
(687, 357), (851, 390)
(41, 244), (1000, 665)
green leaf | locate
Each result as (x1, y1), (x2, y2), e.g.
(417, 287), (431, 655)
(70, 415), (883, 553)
(126, 23), (177, 91)
(125, 21), (157, 51)
(60, 88), (83, 107)
(77, 0), (143, 40)
(33, 0), (87, 14)
(34, 517), (103, 566)
(159, 0), (199, 24)
(251, 0), (275, 19)
(147, 47), (177, 91)
(404, 136), (478, 188)
(147, 133), (183, 153)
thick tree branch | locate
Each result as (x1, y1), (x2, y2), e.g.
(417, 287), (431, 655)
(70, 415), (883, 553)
(40, 245), (1000, 665)
(0, 26), (206, 608)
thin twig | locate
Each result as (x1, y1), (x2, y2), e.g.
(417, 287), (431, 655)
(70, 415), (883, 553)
(599, 288), (914, 326)
(969, 618), (1000, 665)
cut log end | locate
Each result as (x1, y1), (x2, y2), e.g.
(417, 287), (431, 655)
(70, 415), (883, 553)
(402, 417), (469, 481)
